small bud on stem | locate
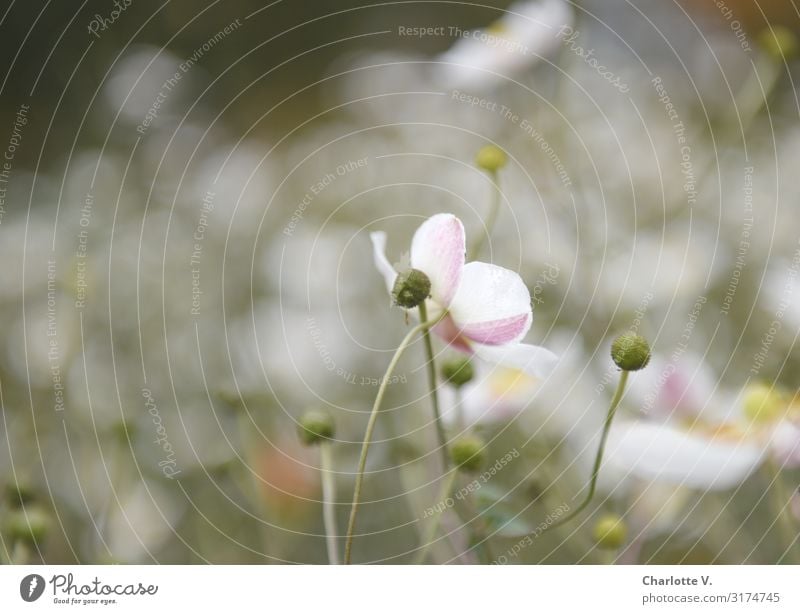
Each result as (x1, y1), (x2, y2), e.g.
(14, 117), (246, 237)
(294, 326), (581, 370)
(441, 357), (474, 388)
(4, 506), (50, 545)
(450, 435), (486, 472)
(611, 333), (651, 371)
(298, 410), (335, 445)
(592, 514), (627, 550)
(475, 145), (507, 173)
(759, 26), (798, 61)
(392, 269), (431, 309)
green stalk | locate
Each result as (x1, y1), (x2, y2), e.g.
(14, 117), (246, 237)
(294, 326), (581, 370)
(343, 314), (444, 564)
(469, 169), (501, 261)
(544, 370), (629, 532)
(764, 459), (800, 564)
(319, 441), (339, 565)
(418, 301), (449, 470)
(414, 469), (458, 564)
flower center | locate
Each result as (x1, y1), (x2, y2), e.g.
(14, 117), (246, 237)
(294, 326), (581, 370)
(486, 20), (508, 36)
(742, 383), (787, 424)
(488, 368), (538, 399)
(680, 418), (749, 443)
(431, 312), (472, 353)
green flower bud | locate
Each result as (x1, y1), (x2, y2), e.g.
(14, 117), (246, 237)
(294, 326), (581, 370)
(4, 481), (35, 508)
(759, 26), (798, 60)
(112, 419), (137, 443)
(441, 357), (474, 388)
(611, 333), (651, 371)
(392, 269), (431, 309)
(450, 436), (486, 472)
(475, 145), (507, 173)
(592, 514), (627, 550)
(4, 506), (50, 545)
(526, 478), (545, 502)
(742, 382), (784, 423)
(298, 410), (335, 445)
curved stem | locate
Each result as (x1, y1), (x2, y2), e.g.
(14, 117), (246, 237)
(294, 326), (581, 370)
(11, 540), (30, 565)
(469, 169), (500, 261)
(0, 536), (11, 565)
(234, 412), (273, 559)
(418, 302), (449, 470)
(454, 388), (464, 431)
(319, 441), (339, 565)
(730, 57), (781, 133)
(543, 370), (629, 533)
(343, 314), (444, 564)
(466, 499), (495, 564)
(414, 469), (459, 564)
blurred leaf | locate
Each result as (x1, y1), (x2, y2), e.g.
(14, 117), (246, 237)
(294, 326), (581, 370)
(474, 485), (532, 537)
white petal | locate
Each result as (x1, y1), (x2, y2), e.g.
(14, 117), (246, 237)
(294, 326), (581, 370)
(605, 421), (765, 490)
(626, 352), (722, 420)
(770, 420), (800, 468)
(441, 361), (540, 427)
(410, 214), (465, 307)
(449, 262), (532, 344)
(472, 341), (558, 379)
(437, 0), (573, 89)
(370, 231), (398, 295)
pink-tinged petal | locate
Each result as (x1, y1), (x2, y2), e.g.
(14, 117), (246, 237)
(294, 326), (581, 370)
(770, 420), (800, 468)
(370, 231), (398, 295)
(627, 353), (720, 420)
(431, 314), (472, 353)
(410, 214), (465, 307)
(472, 341), (558, 379)
(460, 313), (531, 345)
(449, 262), (532, 345)
(604, 421), (764, 490)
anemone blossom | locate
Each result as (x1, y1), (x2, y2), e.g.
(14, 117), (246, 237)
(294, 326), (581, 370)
(370, 213), (558, 379)
(605, 356), (800, 490)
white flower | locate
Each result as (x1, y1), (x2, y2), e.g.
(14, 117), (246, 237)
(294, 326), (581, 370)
(442, 359), (542, 427)
(371, 213), (558, 378)
(604, 357), (800, 490)
(437, 0), (573, 89)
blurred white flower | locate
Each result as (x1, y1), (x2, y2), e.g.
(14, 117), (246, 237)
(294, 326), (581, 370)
(605, 359), (800, 490)
(437, 0), (572, 89)
(104, 46), (184, 123)
(441, 358), (542, 427)
(106, 481), (185, 562)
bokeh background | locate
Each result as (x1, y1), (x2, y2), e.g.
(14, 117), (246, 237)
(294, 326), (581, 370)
(1, 0), (799, 564)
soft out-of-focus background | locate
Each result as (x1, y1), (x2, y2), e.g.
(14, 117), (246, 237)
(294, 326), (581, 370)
(1, 0), (799, 564)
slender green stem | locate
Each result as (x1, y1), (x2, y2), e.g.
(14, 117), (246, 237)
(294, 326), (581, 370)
(11, 540), (29, 565)
(454, 388), (464, 431)
(469, 169), (500, 261)
(600, 548), (618, 565)
(469, 513), (495, 564)
(319, 441), (339, 565)
(234, 412), (273, 559)
(764, 459), (800, 564)
(414, 470), (459, 564)
(730, 57), (781, 132)
(543, 370), (629, 533)
(418, 301), (450, 471)
(344, 314), (445, 564)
